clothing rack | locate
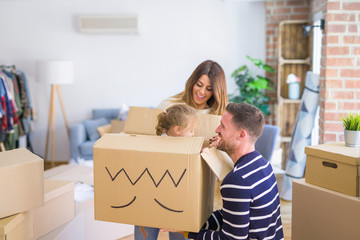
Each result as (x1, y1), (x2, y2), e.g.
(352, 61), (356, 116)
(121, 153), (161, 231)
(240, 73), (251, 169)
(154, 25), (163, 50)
(0, 65), (34, 152)
(0, 65), (16, 70)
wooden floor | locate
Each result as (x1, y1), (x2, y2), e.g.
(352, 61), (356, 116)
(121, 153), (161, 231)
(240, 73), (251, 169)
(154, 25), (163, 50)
(280, 199), (292, 240)
(119, 177), (292, 240)
(45, 162), (291, 239)
(44, 160), (68, 170)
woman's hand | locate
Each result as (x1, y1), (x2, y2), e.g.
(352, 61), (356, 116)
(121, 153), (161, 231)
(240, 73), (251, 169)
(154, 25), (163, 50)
(209, 135), (221, 148)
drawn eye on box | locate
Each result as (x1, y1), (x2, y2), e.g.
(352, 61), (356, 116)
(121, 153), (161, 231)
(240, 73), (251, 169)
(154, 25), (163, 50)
(105, 167), (187, 213)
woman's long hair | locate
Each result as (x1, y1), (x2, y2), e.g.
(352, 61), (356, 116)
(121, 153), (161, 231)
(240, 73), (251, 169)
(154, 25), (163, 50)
(172, 60), (228, 115)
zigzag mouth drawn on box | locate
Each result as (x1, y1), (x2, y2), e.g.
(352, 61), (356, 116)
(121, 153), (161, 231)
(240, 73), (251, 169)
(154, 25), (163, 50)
(105, 167), (187, 187)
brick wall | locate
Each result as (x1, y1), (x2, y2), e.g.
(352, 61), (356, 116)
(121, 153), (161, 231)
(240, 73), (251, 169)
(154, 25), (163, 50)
(316, 0), (360, 143)
(266, 0), (360, 143)
(265, 0), (311, 125)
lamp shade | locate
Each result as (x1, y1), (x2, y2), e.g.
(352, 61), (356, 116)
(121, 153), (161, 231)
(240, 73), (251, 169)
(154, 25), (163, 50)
(37, 60), (74, 84)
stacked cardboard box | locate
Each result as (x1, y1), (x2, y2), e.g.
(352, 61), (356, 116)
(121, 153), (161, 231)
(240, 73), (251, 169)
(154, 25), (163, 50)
(292, 143), (360, 240)
(292, 179), (360, 240)
(0, 148), (44, 219)
(305, 142), (360, 196)
(93, 107), (233, 232)
(32, 179), (75, 239)
(0, 148), (75, 240)
(0, 148), (43, 240)
(41, 165), (134, 240)
(0, 212), (34, 240)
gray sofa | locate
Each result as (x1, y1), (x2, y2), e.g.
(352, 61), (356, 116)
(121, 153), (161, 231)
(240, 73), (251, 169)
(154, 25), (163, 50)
(69, 108), (126, 162)
(70, 108), (280, 164)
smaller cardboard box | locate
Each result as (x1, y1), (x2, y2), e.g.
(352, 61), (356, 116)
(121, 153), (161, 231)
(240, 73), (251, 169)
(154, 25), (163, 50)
(32, 179), (75, 239)
(0, 148), (44, 218)
(110, 119), (126, 133)
(0, 211), (33, 240)
(292, 179), (360, 240)
(124, 106), (222, 147)
(77, 199), (134, 240)
(37, 211), (84, 240)
(44, 165), (93, 185)
(305, 142), (360, 196)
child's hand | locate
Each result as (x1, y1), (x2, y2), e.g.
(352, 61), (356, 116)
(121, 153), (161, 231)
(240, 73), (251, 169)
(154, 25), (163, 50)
(209, 135), (221, 148)
(201, 147), (210, 154)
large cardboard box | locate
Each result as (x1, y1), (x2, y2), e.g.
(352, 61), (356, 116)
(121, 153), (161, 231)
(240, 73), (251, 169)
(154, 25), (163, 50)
(292, 179), (360, 240)
(94, 135), (215, 232)
(0, 148), (44, 218)
(0, 211), (33, 240)
(93, 107), (233, 232)
(305, 142), (360, 196)
(32, 179), (75, 239)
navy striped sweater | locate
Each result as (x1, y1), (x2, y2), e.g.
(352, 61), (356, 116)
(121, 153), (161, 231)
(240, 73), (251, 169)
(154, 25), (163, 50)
(189, 151), (284, 240)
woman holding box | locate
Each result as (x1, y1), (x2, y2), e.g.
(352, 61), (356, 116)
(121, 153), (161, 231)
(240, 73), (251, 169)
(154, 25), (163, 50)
(134, 60), (228, 240)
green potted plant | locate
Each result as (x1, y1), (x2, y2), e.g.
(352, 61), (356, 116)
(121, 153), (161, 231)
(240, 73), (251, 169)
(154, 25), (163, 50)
(341, 113), (360, 147)
(228, 55), (274, 115)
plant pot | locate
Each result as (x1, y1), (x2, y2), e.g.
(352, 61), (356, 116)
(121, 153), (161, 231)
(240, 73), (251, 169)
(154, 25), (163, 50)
(288, 82), (300, 100)
(344, 129), (360, 147)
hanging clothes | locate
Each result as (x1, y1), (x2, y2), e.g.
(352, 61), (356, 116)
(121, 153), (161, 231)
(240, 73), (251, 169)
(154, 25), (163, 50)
(15, 70), (33, 135)
(0, 65), (34, 151)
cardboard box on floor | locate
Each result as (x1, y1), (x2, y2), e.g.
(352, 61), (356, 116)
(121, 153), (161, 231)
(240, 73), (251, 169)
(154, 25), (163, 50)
(93, 106), (233, 232)
(292, 179), (360, 240)
(0, 148), (44, 218)
(32, 179), (75, 239)
(44, 164), (94, 185)
(305, 142), (360, 196)
(0, 211), (33, 240)
(38, 199), (134, 240)
(42, 165), (134, 240)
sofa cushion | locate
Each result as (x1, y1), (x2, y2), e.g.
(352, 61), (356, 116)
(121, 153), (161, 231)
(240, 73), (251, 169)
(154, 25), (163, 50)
(83, 118), (108, 141)
(92, 109), (120, 121)
(79, 140), (97, 156)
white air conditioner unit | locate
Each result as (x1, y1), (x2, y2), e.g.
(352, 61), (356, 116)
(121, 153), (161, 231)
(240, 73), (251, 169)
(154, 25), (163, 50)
(78, 14), (138, 34)
(222, 0), (265, 2)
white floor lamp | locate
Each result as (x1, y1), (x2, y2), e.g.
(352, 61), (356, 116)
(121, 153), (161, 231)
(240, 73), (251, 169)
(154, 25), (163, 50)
(37, 60), (74, 168)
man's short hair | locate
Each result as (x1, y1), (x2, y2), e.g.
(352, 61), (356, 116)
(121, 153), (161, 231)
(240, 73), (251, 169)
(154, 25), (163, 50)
(226, 103), (265, 140)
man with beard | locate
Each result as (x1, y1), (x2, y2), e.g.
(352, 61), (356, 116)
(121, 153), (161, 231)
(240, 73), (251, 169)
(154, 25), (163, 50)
(186, 103), (284, 240)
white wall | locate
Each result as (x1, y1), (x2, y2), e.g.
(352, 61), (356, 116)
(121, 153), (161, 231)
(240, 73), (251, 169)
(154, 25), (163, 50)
(0, 0), (265, 161)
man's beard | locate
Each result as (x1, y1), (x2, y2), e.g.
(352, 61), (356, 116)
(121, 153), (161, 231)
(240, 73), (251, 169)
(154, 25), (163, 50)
(218, 141), (235, 157)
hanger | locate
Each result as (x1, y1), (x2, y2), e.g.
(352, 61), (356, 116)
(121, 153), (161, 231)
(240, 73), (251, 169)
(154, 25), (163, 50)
(0, 65), (16, 71)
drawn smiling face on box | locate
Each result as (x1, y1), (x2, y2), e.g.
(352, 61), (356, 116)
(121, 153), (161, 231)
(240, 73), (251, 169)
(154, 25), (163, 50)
(93, 134), (209, 232)
(105, 152), (188, 213)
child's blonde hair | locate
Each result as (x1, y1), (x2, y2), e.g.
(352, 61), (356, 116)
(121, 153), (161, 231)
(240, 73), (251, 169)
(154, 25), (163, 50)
(156, 104), (197, 136)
